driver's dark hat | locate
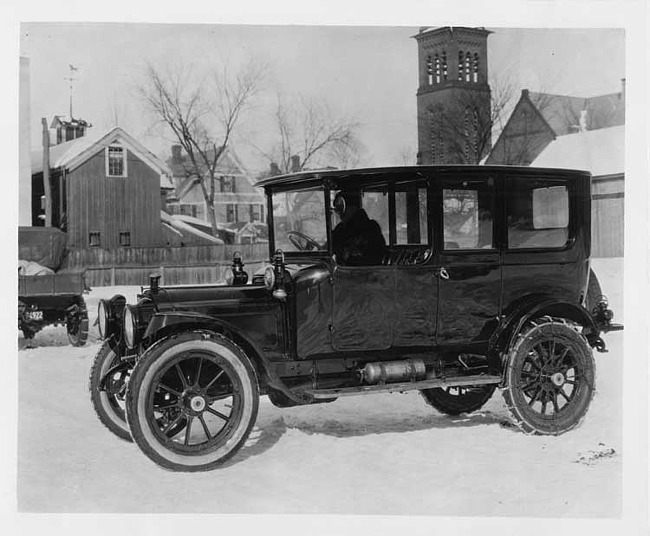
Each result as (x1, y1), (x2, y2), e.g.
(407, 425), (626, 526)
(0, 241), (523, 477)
(333, 190), (361, 216)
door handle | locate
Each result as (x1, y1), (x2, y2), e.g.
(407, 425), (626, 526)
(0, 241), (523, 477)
(435, 267), (450, 280)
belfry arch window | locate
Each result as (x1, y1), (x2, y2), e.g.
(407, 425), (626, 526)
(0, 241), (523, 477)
(442, 51), (448, 81)
(426, 55), (433, 85)
(434, 54), (441, 84)
(465, 54), (472, 82)
(473, 53), (479, 83)
(458, 51), (464, 81)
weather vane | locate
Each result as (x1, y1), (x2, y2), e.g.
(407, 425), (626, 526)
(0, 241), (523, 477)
(64, 64), (79, 120)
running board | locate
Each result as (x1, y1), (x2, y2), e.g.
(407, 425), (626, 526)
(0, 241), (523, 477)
(304, 374), (502, 399)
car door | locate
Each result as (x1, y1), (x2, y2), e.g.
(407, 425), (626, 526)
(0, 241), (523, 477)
(331, 186), (394, 351)
(434, 173), (502, 346)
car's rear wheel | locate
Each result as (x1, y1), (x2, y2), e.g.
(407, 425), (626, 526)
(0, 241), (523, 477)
(503, 317), (595, 435)
(420, 384), (496, 415)
(89, 341), (132, 442)
(126, 332), (259, 472)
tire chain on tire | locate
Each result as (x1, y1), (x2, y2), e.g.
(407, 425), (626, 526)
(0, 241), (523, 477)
(501, 316), (596, 436)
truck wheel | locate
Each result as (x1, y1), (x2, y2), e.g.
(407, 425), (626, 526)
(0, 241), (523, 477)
(89, 341), (132, 441)
(126, 332), (259, 472)
(67, 299), (89, 346)
(420, 384), (496, 415)
(502, 317), (595, 435)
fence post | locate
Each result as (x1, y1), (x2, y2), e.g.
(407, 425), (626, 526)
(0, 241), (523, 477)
(111, 266), (116, 286)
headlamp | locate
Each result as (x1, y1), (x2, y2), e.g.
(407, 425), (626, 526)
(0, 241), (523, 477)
(225, 252), (248, 286)
(272, 249), (287, 301)
(123, 305), (137, 349)
(264, 266), (275, 291)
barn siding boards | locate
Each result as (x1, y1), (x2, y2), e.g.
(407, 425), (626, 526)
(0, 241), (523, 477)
(67, 149), (163, 249)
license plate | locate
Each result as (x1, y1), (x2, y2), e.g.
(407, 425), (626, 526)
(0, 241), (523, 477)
(26, 310), (43, 321)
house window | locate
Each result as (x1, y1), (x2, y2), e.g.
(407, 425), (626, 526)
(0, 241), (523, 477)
(226, 204), (236, 222)
(119, 232), (131, 246)
(250, 204), (263, 222)
(221, 176), (236, 193)
(89, 232), (101, 247)
(106, 145), (127, 177)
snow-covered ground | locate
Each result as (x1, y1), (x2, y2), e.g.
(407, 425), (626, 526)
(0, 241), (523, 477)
(17, 260), (625, 517)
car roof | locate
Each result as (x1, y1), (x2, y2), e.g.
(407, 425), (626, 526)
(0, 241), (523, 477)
(255, 165), (591, 189)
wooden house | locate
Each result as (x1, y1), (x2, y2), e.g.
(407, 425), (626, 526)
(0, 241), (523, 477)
(166, 145), (266, 243)
(31, 124), (174, 249)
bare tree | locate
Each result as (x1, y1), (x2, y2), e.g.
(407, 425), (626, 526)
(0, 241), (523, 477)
(262, 94), (360, 173)
(138, 61), (264, 235)
(432, 77), (515, 164)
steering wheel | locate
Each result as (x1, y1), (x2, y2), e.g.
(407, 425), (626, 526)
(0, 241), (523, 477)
(287, 231), (322, 251)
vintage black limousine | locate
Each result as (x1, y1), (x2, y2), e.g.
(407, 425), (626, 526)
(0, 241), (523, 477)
(90, 165), (622, 472)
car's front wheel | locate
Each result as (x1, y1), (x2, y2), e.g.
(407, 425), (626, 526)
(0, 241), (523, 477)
(126, 331), (259, 472)
(502, 317), (595, 435)
(89, 341), (132, 442)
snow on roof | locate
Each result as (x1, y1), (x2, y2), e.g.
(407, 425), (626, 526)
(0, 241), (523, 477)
(531, 125), (624, 177)
(32, 126), (174, 190)
(160, 211), (224, 244)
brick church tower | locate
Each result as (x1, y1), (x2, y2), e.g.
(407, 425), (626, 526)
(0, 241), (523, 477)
(414, 27), (492, 164)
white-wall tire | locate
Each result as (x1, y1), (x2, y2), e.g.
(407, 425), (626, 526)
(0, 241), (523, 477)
(89, 341), (132, 442)
(125, 331), (259, 472)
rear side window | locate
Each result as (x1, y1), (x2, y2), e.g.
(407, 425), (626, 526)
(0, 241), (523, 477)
(507, 180), (570, 249)
(443, 177), (495, 250)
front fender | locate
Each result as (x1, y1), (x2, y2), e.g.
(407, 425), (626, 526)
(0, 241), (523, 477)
(141, 312), (279, 391)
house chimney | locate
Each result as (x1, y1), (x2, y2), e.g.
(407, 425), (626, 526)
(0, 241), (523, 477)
(270, 162), (281, 176)
(620, 78), (626, 98)
(171, 144), (183, 164)
(290, 154), (301, 173)
(41, 118), (52, 226)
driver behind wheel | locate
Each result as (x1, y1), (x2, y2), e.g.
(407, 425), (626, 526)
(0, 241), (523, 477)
(332, 191), (386, 265)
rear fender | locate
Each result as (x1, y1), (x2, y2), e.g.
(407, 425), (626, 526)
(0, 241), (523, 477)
(490, 295), (597, 359)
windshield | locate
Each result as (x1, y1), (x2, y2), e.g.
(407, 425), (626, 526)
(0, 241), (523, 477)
(271, 188), (329, 253)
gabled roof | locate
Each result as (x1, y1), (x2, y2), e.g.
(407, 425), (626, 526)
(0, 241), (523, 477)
(168, 145), (258, 201)
(532, 125), (624, 177)
(528, 90), (625, 136)
(32, 126), (174, 189)
(168, 146), (248, 179)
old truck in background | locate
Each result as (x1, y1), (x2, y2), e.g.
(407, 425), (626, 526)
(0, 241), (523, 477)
(18, 226), (89, 346)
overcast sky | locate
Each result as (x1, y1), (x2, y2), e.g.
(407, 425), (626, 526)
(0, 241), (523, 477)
(21, 24), (625, 172)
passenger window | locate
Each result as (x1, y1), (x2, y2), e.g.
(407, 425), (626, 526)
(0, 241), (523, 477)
(507, 181), (569, 249)
(361, 190), (390, 244)
(443, 179), (494, 250)
(395, 186), (428, 245)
